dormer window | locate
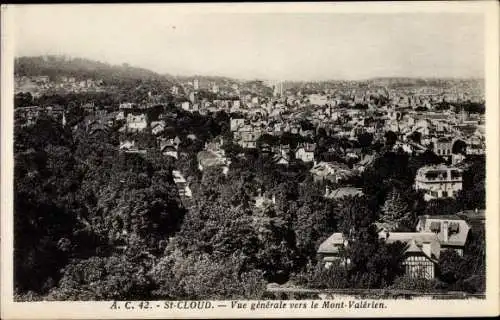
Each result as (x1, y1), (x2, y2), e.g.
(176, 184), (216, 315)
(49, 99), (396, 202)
(429, 221), (441, 233)
(449, 222), (460, 234)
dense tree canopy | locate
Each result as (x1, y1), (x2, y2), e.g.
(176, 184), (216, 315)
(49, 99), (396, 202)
(14, 90), (486, 300)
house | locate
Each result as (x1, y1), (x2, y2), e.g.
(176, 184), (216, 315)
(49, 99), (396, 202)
(230, 118), (245, 132)
(466, 141), (485, 155)
(271, 122), (283, 136)
(432, 137), (453, 156)
(379, 231), (441, 279)
(456, 209), (485, 232)
(119, 102), (135, 109)
(273, 149), (290, 166)
(172, 170), (192, 198)
(318, 231), (441, 279)
(416, 215), (470, 256)
(310, 161), (352, 183)
(126, 112), (148, 132)
(345, 152), (360, 162)
(254, 189), (276, 209)
(81, 102), (95, 113)
(15, 106), (41, 127)
(151, 120), (166, 135)
(412, 119), (432, 137)
(238, 126), (261, 149)
(197, 150), (230, 175)
(273, 144), (291, 155)
(119, 139), (146, 154)
(317, 233), (348, 269)
(414, 165), (463, 201)
(119, 139), (136, 150)
(308, 94), (329, 106)
(324, 186), (364, 200)
(295, 143), (316, 163)
(159, 138), (178, 159)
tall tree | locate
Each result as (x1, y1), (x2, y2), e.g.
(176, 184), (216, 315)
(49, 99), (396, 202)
(379, 189), (413, 231)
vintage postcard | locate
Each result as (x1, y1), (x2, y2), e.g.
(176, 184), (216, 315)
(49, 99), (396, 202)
(1, 2), (499, 319)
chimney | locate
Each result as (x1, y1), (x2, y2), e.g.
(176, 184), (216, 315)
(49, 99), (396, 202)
(271, 194), (276, 204)
(442, 221), (449, 243)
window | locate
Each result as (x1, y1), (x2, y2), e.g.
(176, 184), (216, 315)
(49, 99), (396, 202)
(451, 170), (461, 179)
(430, 221), (441, 232)
(442, 191), (448, 198)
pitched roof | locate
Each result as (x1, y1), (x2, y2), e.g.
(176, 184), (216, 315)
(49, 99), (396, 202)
(417, 216), (470, 247)
(310, 161), (349, 176)
(384, 232), (438, 243)
(197, 150), (227, 168)
(383, 232), (441, 260)
(317, 233), (345, 255)
(273, 153), (290, 164)
(456, 210), (485, 220)
(325, 187), (364, 199)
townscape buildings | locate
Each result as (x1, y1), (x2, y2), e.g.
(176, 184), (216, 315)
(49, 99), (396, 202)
(14, 73), (486, 283)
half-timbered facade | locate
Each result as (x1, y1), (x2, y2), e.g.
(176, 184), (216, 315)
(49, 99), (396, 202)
(380, 232), (441, 279)
(403, 254), (435, 279)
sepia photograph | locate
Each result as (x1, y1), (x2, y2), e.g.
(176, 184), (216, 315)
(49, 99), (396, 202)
(1, 2), (499, 319)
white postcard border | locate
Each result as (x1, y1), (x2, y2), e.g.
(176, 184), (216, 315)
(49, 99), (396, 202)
(1, 1), (499, 319)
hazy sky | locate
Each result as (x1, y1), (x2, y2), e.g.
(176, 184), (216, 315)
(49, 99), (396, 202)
(11, 5), (485, 81)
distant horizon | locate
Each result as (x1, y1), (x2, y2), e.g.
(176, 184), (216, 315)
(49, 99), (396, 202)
(11, 6), (485, 82)
(15, 54), (485, 84)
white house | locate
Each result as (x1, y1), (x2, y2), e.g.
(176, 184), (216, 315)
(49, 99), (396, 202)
(151, 120), (166, 135)
(414, 165), (463, 201)
(126, 113), (148, 132)
(295, 143), (316, 163)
